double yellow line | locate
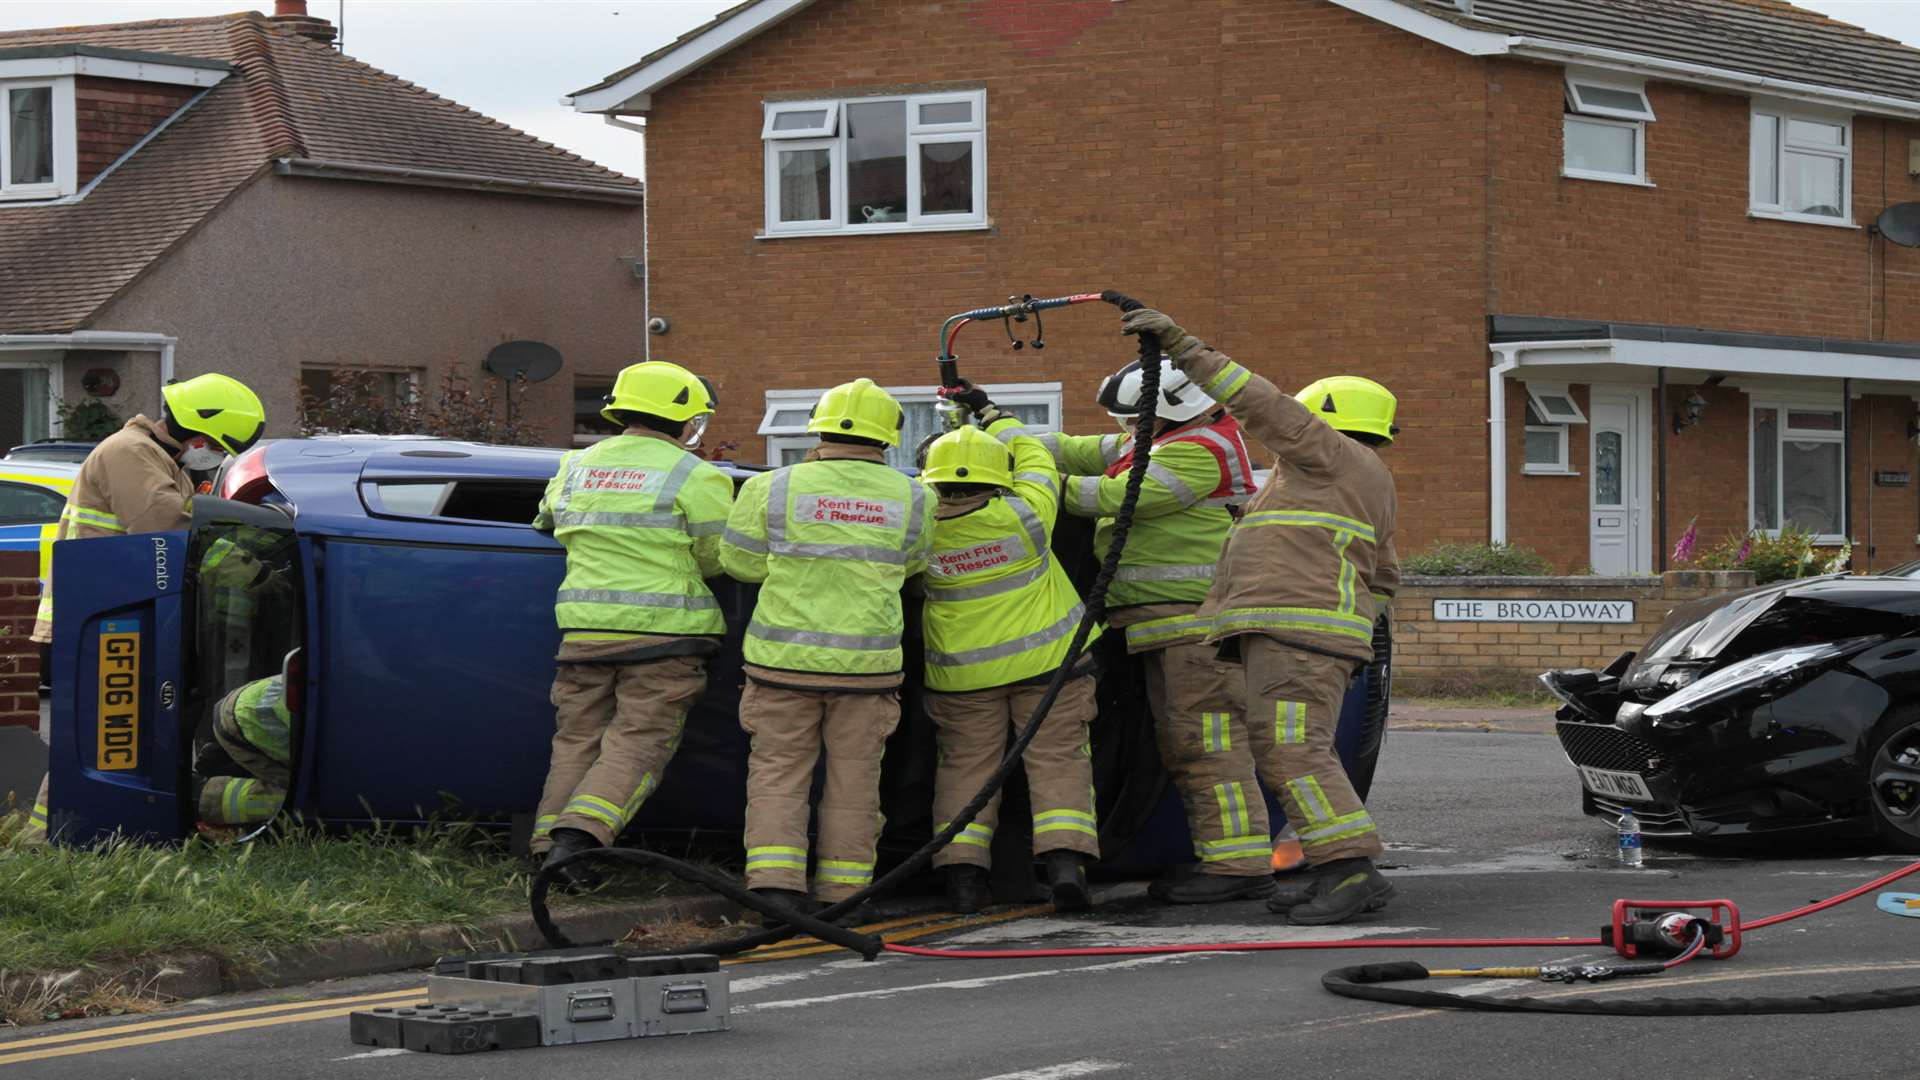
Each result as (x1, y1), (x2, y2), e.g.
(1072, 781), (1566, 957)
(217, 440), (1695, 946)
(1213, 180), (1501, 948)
(0, 905), (1048, 1066)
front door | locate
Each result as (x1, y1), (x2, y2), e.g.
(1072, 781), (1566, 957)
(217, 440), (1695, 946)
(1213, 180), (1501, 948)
(1589, 387), (1652, 575)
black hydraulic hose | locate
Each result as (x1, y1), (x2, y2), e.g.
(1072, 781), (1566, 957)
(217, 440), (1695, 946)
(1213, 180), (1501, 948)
(531, 291), (1162, 958)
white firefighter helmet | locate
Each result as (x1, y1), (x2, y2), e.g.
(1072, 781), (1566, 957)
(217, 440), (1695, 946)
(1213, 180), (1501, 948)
(1096, 357), (1217, 425)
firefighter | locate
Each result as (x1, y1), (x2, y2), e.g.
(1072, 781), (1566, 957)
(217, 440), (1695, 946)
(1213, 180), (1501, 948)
(920, 384), (1100, 914)
(1120, 308), (1400, 926)
(194, 675), (292, 826)
(1038, 358), (1276, 904)
(22, 373), (266, 844)
(720, 379), (933, 921)
(529, 361), (733, 887)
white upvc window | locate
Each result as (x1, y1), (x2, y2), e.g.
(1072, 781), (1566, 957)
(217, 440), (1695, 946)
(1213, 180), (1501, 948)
(1521, 383), (1584, 476)
(759, 382), (1061, 469)
(0, 77), (75, 200)
(1750, 103), (1851, 225)
(1562, 70), (1653, 185)
(1750, 401), (1845, 543)
(762, 89), (987, 237)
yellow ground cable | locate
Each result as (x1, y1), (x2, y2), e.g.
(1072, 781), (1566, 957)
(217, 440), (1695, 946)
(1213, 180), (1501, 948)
(728, 905), (1054, 965)
(1427, 967), (1542, 978)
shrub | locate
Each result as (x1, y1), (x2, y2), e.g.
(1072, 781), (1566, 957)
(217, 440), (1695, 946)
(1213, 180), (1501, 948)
(1686, 524), (1850, 585)
(300, 368), (536, 446)
(55, 398), (121, 440)
(1403, 541), (1554, 577)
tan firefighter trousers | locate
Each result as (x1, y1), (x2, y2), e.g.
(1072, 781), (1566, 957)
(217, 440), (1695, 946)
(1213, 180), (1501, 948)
(1241, 636), (1384, 864)
(532, 655), (708, 853)
(927, 674), (1100, 870)
(1144, 641), (1273, 876)
(739, 681), (901, 901)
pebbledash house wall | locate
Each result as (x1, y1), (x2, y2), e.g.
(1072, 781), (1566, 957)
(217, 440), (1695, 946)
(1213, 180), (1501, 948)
(79, 172), (649, 447)
(1393, 570), (1757, 694)
(638, 0), (1920, 571)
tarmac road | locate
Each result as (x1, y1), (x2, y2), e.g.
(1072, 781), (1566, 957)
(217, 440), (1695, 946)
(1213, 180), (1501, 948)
(7, 727), (1919, 1080)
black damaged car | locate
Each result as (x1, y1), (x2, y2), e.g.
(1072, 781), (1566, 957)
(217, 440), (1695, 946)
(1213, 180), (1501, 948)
(1542, 574), (1920, 851)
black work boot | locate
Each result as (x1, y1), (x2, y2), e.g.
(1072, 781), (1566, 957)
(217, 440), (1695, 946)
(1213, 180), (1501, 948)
(943, 865), (992, 914)
(1045, 851), (1092, 912)
(540, 827), (604, 891)
(1263, 875), (1322, 914)
(1157, 871), (1278, 905)
(1286, 858), (1395, 926)
(753, 888), (816, 929)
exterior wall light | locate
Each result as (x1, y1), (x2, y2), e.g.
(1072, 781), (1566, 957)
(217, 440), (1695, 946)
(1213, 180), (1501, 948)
(1674, 391), (1708, 434)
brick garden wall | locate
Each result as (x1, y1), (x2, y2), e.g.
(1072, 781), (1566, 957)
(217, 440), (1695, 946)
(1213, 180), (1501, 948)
(0, 552), (41, 729)
(1394, 570), (1756, 694)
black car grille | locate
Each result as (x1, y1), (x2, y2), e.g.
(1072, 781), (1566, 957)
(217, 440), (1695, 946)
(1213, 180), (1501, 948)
(1589, 794), (1687, 835)
(1556, 720), (1659, 774)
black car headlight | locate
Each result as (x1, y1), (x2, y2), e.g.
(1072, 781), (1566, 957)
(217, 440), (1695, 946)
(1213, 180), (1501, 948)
(1643, 637), (1880, 723)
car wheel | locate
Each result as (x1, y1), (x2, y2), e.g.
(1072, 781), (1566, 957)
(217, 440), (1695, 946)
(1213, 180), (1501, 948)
(1867, 706), (1920, 854)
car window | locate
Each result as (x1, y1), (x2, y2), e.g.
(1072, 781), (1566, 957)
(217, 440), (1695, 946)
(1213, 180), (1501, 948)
(0, 481), (66, 525)
(363, 479), (546, 526)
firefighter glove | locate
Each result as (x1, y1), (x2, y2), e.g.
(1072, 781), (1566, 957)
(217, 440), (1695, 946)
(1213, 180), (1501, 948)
(939, 379), (995, 414)
(1121, 308), (1196, 362)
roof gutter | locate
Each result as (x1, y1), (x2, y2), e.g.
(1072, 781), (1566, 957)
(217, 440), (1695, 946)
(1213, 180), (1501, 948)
(1507, 37), (1920, 120)
(273, 157), (644, 205)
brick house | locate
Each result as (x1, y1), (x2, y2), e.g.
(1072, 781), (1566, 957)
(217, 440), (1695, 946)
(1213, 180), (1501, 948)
(0, 2), (648, 452)
(569, 0), (1920, 574)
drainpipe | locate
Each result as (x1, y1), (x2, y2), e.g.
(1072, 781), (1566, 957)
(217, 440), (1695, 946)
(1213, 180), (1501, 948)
(1844, 376), (1854, 568)
(1488, 347), (1520, 543)
(1657, 366), (1668, 572)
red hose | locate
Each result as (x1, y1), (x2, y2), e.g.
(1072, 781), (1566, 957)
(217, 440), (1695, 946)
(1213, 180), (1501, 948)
(881, 856), (1920, 961)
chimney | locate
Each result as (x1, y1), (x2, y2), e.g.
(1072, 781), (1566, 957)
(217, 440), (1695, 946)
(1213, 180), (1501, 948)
(269, 0), (338, 46)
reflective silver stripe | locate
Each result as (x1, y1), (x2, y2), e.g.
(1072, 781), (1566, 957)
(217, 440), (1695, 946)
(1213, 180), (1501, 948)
(724, 527), (769, 554)
(927, 603), (1083, 668)
(769, 541), (910, 564)
(1014, 471), (1056, 488)
(1101, 435), (1129, 466)
(1069, 475), (1101, 516)
(1006, 495), (1047, 553)
(1182, 425), (1253, 497)
(766, 468), (792, 542)
(904, 480), (927, 549)
(748, 620), (898, 651)
(554, 450), (583, 511)
(1114, 563), (1215, 582)
(557, 589), (720, 610)
(989, 420), (1021, 444)
(1144, 462), (1200, 508)
(552, 510), (681, 528)
(1035, 432), (1065, 463)
(924, 553), (1051, 601)
(654, 451), (701, 510)
(686, 518), (724, 537)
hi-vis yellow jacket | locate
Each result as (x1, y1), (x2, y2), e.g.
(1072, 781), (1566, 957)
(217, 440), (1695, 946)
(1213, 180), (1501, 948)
(33, 416), (193, 644)
(922, 415), (1098, 692)
(534, 430), (733, 645)
(1178, 345), (1399, 663)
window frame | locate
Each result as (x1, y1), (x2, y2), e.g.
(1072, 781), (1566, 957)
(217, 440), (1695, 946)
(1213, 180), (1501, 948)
(1561, 71), (1652, 186)
(1749, 398), (1847, 544)
(1749, 101), (1853, 227)
(0, 77), (74, 201)
(1524, 382), (1587, 426)
(761, 88), (987, 237)
(1521, 406), (1575, 476)
(758, 382), (1062, 467)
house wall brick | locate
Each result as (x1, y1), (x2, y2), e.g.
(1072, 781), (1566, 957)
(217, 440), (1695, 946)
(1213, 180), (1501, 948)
(642, 0), (1494, 551)
(85, 175), (649, 448)
(74, 76), (197, 186)
(0, 552), (41, 729)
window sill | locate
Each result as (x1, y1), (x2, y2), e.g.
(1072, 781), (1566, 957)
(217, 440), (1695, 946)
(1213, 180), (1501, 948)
(1561, 170), (1655, 188)
(1748, 209), (1858, 230)
(1521, 467), (1580, 477)
(757, 220), (993, 240)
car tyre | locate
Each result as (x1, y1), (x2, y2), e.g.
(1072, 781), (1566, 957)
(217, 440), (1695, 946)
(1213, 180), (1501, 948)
(1866, 705), (1920, 854)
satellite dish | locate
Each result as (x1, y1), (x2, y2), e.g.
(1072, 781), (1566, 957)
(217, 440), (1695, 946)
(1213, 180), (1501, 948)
(484, 340), (563, 383)
(1874, 202), (1920, 247)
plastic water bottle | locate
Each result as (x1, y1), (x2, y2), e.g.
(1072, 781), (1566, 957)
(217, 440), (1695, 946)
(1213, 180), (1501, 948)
(1617, 809), (1644, 868)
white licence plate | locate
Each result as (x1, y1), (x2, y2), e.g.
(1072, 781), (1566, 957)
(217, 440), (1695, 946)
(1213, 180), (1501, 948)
(1578, 766), (1654, 802)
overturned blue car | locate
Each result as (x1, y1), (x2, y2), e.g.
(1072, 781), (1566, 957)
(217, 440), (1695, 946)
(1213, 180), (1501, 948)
(46, 436), (1391, 871)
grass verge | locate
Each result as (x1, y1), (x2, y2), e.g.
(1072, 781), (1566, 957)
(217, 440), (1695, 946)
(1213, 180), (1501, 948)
(0, 811), (705, 1025)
